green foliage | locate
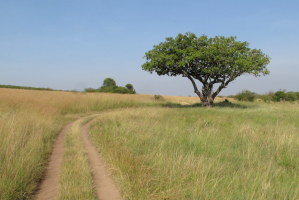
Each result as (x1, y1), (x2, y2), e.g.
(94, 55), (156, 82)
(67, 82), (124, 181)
(125, 84), (136, 93)
(273, 91), (298, 102)
(234, 90), (257, 102)
(102, 78), (116, 87)
(114, 86), (134, 94)
(258, 92), (274, 102)
(84, 88), (96, 92)
(232, 90), (299, 102)
(273, 91), (286, 101)
(285, 92), (297, 101)
(142, 32), (270, 106)
(0, 84), (54, 91)
(85, 78), (136, 94)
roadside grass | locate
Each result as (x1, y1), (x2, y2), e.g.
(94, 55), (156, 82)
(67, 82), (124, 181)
(58, 117), (97, 200)
(0, 108), (63, 200)
(0, 88), (157, 200)
(90, 105), (299, 200)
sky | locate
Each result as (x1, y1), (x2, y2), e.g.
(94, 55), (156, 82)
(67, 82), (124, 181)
(0, 0), (298, 96)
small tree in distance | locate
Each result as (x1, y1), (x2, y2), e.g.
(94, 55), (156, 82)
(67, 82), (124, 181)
(86, 78), (136, 94)
(125, 84), (136, 94)
(142, 33), (270, 107)
(102, 78), (116, 88)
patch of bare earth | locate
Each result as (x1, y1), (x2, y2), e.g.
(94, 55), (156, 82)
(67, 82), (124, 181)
(34, 122), (73, 200)
(81, 121), (123, 200)
(34, 116), (123, 200)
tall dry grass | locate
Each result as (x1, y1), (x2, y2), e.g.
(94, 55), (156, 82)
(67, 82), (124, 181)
(0, 88), (156, 200)
(90, 105), (299, 200)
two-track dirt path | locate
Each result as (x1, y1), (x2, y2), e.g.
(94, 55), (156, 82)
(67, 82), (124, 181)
(34, 115), (122, 200)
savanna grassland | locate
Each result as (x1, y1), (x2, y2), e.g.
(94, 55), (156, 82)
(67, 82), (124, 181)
(90, 105), (299, 200)
(0, 88), (156, 200)
(0, 88), (298, 200)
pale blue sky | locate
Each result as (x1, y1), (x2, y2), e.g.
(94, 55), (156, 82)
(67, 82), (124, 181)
(0, 0), (298, 95)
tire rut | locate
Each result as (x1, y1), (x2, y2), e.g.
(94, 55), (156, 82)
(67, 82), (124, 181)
(81, 121), (123, 200)
(34, 115), (123, 200)
(34, 122), (73, 200)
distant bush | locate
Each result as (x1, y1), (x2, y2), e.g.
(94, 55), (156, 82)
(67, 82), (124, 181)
(272, 91), (286, 102)
(102, 78), (117, 87)
(234, 90), (257, 102)
(272, 91), (298, 102)
(0, 84), (54, 91)
(233, 90), (299, 102)
(85, 78), (136, 94)
(154, 95), (164, 101)
(285, 92), (298, 101)
(125, 84), (136, 94)
(84, 88), (96, 92)
(113, 86), (135, 94)
(258, 92), (274, 102)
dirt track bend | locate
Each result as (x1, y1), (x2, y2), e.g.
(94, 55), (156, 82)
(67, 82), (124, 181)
(34, 116), (123, 200)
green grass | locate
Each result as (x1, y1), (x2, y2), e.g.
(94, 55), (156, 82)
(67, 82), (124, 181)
(90, 104), (299, 200)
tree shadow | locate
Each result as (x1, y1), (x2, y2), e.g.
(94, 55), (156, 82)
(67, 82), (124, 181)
(162, 100), (256, 109)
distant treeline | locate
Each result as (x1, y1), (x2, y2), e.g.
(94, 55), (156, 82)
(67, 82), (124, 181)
(0, 84), (55, 91)
(84, 78), (136, 94)
(231, 90), (299, 102)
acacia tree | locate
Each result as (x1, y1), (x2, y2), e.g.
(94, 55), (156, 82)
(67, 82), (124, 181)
(142, 33), (270, 107)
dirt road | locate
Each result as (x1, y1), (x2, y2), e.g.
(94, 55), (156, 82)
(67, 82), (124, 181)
(34, 116), (122, 200)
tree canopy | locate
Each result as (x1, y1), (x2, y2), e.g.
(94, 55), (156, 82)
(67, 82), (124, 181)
(102, 78), (116, 87)
(142, 32), (270, 106)
(125, 84), (135, 93)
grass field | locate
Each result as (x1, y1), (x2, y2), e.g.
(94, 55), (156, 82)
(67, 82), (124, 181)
(90, 106), (299, 200)
(0, 88), (156, 200)
(0, 88), (298, 200)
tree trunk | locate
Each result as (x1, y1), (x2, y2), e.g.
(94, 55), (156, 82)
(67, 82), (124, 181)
(200, 84), (214, 107)
(200, 96), (214, 107)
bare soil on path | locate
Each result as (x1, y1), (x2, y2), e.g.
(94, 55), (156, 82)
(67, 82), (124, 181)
(34, 122), (73, 200)
(81, 121), (123, 200)
(34, 115), (123, 200)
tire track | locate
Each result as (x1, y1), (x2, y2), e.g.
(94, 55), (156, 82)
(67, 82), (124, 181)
(81, 120), (123, 200)
(34, 122), (73, 200)
(34, 114), (123, 200)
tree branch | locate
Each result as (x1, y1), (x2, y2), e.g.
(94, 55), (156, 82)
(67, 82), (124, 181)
(212, 79), (232, 99)
(182, 70), (203, 99)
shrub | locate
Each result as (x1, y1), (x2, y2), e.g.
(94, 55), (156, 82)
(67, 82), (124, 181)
(125, 84), (136, 94)
(273, 91), (286, 101)
(258, 92), (274, 102)
(114, 87), (135, 94)
(154, 95), (164, 101)
(84, 88), (96, 92)
(234, 90), (257, 102)
(285, 92), (297, 101)
(85, 78), (136, 94)
(102, 78), (117, 87)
